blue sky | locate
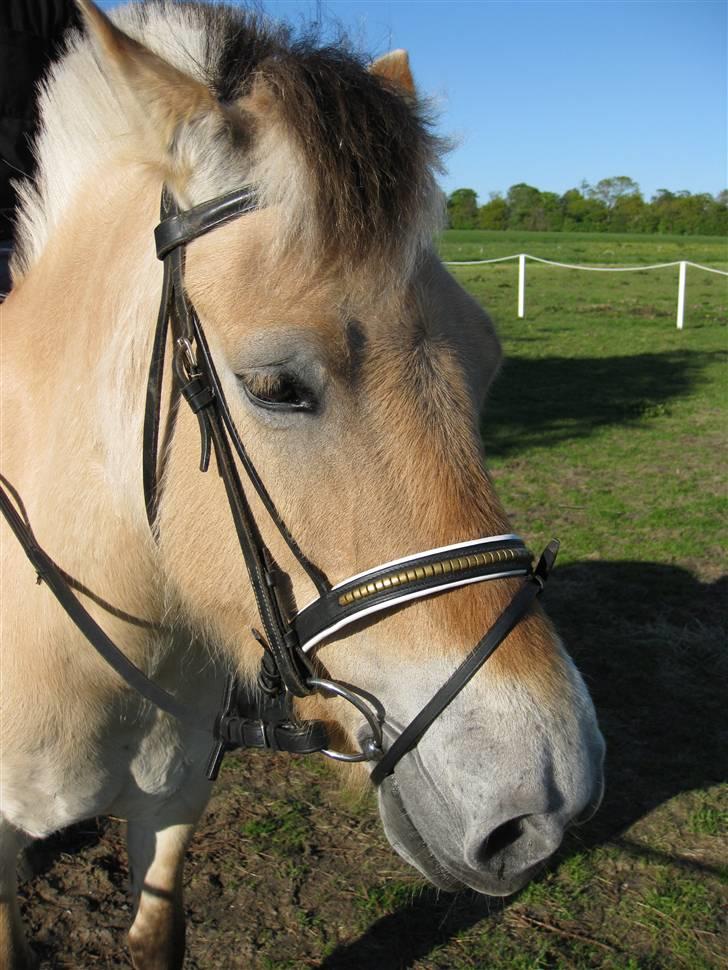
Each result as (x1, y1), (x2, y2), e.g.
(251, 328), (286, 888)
(101, 0), (727, 203)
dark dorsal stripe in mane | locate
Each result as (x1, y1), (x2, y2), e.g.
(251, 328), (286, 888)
(256, 42), (442, 261)
(11, 1), (445, 279)
(130, 1), (444, 263)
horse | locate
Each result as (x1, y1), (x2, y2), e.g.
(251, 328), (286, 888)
(0, 2), (605, 967)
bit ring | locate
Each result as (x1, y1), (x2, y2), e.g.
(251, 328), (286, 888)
(307, 677), (385, 762)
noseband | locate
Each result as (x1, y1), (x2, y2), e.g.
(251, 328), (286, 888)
(0, 184), (559, 787)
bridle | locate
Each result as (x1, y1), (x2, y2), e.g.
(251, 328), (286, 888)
(0, 184), (559, 788)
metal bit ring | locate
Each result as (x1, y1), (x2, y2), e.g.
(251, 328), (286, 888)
(307, 677), (385, 763)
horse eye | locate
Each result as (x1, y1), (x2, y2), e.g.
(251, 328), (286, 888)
(241, 371), (318, 413)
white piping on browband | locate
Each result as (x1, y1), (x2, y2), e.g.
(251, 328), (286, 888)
(299, 567), (529, 652)
(331, 534), (522, 590)
(298, 533), (524, 613)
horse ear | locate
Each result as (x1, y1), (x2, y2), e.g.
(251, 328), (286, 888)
(76, 0), (217, 138)
(369, 50), (416, 96)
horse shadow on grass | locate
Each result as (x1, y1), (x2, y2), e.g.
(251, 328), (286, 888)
(480, 349), (725, 457)
(319, 561), (727, 969)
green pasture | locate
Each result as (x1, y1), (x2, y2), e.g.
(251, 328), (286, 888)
(440, 231), (727, 573)
(439, 228), (728, 267)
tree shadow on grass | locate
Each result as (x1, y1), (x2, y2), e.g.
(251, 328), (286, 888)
(482, 350), (726, 457)
(319, 560), (727, 970)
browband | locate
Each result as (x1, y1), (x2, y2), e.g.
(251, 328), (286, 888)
(154, 187), (258, 259)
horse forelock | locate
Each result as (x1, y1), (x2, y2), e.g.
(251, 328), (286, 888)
(11, 0), (446, 282)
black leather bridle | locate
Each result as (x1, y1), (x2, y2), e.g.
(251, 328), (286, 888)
(0, 184), (559, 787)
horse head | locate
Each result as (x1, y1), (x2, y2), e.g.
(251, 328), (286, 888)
(9, 0), (604, 899)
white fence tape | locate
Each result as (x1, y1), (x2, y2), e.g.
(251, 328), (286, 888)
(444, 253), (728, 329)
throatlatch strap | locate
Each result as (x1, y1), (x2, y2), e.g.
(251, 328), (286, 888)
(369, 541), (560, 786)
(0, 476), (332, 756)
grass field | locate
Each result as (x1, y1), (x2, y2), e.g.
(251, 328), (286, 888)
(20, 231), (727, 969)
(439, 228), (728, 268)
(441, 230), (727, 571)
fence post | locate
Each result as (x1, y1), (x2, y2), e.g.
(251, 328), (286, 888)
(517, 253), (526, 318)
(676, 261), (687, 329)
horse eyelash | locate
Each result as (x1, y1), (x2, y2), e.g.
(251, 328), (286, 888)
(238, 371), (318, 412)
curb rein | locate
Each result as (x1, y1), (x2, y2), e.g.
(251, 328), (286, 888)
(0, 185), (559, 787)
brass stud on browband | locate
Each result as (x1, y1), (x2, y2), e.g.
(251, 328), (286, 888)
(337, 546), (530, 607)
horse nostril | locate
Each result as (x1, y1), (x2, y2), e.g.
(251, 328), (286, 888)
(464, 813), (567, 886)
(477, 816), (525, 863)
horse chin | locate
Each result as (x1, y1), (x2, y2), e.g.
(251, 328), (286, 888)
(377, 776), (465, 892)
(377, 776), (543, 898)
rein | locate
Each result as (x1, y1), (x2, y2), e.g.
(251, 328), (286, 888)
(0, 184), (559, 786)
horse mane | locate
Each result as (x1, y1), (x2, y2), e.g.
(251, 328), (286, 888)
(12, 0), (445, 280)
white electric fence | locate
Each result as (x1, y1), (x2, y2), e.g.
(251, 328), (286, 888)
(444, 254), (728, 329)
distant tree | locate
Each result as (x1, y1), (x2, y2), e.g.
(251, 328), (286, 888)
(443, 181), (725, 235)
(541, 191), (564, 231)
(680, 193), (715, 234)
(560, 187), (607, 231)
(447, 188), (478, 229)
(651, 189), (683, 233)
(589, 176), (641, 208)
(477, 193), (509, 230)
(675, 191), (728, 235)
(608, 192), (647, 232)
(707, 191), (728, 235)
(650, 189), (675, 232)
(506, 183), (543, 229)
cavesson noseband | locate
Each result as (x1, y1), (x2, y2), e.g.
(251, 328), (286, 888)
(0, 184), (559, 787)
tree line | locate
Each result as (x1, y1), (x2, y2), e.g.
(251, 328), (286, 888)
(447, 177), (728, 235)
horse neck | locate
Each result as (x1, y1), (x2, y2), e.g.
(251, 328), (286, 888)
(6, 162), (167, 623)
